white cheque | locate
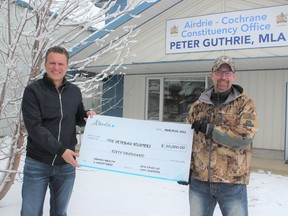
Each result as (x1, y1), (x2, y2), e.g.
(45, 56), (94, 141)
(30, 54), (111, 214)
(78, 115), (193, 182)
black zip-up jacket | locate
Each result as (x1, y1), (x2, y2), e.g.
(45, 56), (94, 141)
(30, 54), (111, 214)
(22, 73), (87, 166)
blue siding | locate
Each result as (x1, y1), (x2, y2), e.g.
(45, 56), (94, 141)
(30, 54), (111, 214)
(106, 0), (127, 24)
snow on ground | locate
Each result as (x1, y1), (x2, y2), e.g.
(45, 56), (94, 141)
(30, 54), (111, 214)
(1, 167), (288, 216)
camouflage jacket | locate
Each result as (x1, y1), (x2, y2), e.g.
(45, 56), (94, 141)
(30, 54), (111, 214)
(187, 84), (258, 184)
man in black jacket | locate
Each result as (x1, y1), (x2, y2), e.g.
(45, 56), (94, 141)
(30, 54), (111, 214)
(21, 46), (95, 216)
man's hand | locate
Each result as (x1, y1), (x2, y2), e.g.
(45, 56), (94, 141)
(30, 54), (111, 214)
(192, 120), (213, 137)
(84, 109), (96, 122)
(177, 181), (189, 186)
(192, 120), (208, 134)
(177, 174), (191, 186)
(62, 149), (80, 168)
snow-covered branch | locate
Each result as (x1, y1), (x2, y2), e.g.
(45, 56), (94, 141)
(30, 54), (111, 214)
(0, 0), (146, 200)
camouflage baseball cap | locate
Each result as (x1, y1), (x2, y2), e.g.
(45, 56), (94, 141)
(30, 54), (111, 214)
(212, 55), (236, 72)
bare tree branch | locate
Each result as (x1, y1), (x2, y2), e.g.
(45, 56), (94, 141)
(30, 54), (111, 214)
(0, 0), (143, 199)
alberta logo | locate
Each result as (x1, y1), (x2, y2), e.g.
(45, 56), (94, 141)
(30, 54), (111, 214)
(276, 12), (287, 24)
(91, 119), (115, 128)
(170, 25), (178, 36)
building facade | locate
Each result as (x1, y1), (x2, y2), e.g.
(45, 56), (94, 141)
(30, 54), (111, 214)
(70, 0), (288, 160)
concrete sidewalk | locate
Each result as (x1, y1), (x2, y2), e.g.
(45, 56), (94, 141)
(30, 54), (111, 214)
(251, 156), (288, 176)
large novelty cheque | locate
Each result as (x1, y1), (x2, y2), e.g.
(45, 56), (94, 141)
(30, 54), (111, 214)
(78, 115), (193, 182)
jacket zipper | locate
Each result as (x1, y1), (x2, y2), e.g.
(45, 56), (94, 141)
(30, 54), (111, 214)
(208, 93), (220, 181)
(52, 87), (64, 166)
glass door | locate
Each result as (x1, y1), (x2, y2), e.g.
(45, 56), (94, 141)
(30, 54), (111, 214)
(146, 76), (206, 123)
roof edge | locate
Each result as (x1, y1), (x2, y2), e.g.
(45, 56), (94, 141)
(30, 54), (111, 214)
(69, 0), (161, 57)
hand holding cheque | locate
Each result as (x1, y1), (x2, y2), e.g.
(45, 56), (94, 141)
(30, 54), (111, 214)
(78, 115), (193, 182)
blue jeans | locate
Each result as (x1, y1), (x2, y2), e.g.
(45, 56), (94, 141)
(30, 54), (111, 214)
(21, 157), (76, 216)
(189, 178), (248, 216)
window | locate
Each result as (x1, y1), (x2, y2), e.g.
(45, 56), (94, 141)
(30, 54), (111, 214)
(146, 76), (207, 123)
(147, 79), (161, 120)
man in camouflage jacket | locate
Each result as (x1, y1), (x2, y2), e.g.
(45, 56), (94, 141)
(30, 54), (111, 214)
(186, 56), (258, 216)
